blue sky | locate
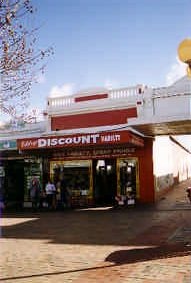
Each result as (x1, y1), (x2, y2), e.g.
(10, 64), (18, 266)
(28, 0), (191, 112)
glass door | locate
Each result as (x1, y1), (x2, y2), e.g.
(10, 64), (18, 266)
(117, 158), (139, 201)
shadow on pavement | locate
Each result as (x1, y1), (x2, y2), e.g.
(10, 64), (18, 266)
(1, 209), (157, 245)
(1, 244), (191, 282)
(1, 201), (191, 246)
(105, 243), (191, 264)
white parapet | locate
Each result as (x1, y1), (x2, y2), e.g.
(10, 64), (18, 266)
(47, 85), (144, 115)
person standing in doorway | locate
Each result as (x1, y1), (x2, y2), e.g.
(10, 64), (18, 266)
(30, 177), (41, 211)
(186, 187), (191, 203)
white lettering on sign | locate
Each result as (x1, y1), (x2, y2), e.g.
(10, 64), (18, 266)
(38, 139), (46, 147)
(73, 137), (81, 144)
(18, 131), (144, 150)
(37, 134), (100, 148)
(91, 134), (100, 143)
(101, 134), (121, 142)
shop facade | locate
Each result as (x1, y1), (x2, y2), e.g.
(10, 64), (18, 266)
(1, 154), (43, 209)
(17, 130), (155, 207)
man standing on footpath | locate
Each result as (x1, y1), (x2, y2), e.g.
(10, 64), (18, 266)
(45, 179), (56, 210)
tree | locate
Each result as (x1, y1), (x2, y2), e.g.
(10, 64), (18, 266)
(0, 0), (53, 119)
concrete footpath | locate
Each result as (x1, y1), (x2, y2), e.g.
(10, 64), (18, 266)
(0, 180), (191, 283)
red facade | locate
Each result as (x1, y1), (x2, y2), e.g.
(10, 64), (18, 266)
(51, 108), (137, 130)
(17, 88), (155, 207)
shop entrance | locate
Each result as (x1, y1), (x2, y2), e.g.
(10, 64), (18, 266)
(93, 159), (117, 206)
(5, 160), (25, 208)
(117, 158), (139, 203)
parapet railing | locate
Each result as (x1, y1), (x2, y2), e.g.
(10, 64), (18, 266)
(152, 83), (191, 98)
(47, 85), (144, 112)
(109, 85), (142, 99)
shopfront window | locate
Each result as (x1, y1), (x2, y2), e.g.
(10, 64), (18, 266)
(50, 160), (92, 207)
(117, 158), (139, 199)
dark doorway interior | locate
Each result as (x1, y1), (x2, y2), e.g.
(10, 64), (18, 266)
(5, 160), (25, 208)
(93, 159), (117, 206)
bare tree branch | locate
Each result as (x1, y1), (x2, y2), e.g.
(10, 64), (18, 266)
(0, 0), (53, 119)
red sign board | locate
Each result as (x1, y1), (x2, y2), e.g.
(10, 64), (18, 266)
(17, 130), (144, 150)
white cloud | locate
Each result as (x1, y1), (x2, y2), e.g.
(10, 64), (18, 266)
(166, 57), (186, 86)
(49, 83), (74, 97)
(104, 79), (118, 89)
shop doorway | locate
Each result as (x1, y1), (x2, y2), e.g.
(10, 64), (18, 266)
(5, 160), (25, 208)
(117, 158), (139, 200)
(93, 159), (117, 206)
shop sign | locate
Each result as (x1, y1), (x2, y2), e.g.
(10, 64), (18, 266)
(17, 130), (144, 150)
(52, 147), (136, 159)
(0, 140), (17, 150)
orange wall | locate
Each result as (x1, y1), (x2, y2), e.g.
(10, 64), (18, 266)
(51, 108), (137, 130)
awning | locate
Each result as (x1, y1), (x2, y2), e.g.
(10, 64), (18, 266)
(17, 130), (144, 151)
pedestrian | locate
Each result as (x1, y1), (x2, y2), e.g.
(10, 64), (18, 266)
(39, 188), (47, 209)
(45, 179), (56, 209)
(56, 180), (62, 209)
(30, 177), (41, 211)
(61, 179), (71, 208)
(186, 187), (191, 203)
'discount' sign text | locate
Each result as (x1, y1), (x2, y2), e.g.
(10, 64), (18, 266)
(17, 131), (144, 150)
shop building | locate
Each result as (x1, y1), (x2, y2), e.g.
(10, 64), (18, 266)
(17, 85), (154, 208)
(17, 130), (154, 207)
(1, 83), (191, 208)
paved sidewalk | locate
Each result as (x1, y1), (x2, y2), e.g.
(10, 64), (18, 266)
(0, 180), (191, 282)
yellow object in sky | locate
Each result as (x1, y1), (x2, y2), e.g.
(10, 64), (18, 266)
(178, 38), (191, 63)
(178, 38), (191, 77)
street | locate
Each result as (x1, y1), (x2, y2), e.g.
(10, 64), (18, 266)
(0, 180), (191, 282)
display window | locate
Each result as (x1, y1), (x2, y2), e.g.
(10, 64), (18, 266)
(50, 160), (93, 207)
(49, 157), (139, 208)
(117, 158), (139, 204)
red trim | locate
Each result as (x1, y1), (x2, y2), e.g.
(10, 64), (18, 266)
(75, 93), (108, 102)
(138, 139), (155, 202)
